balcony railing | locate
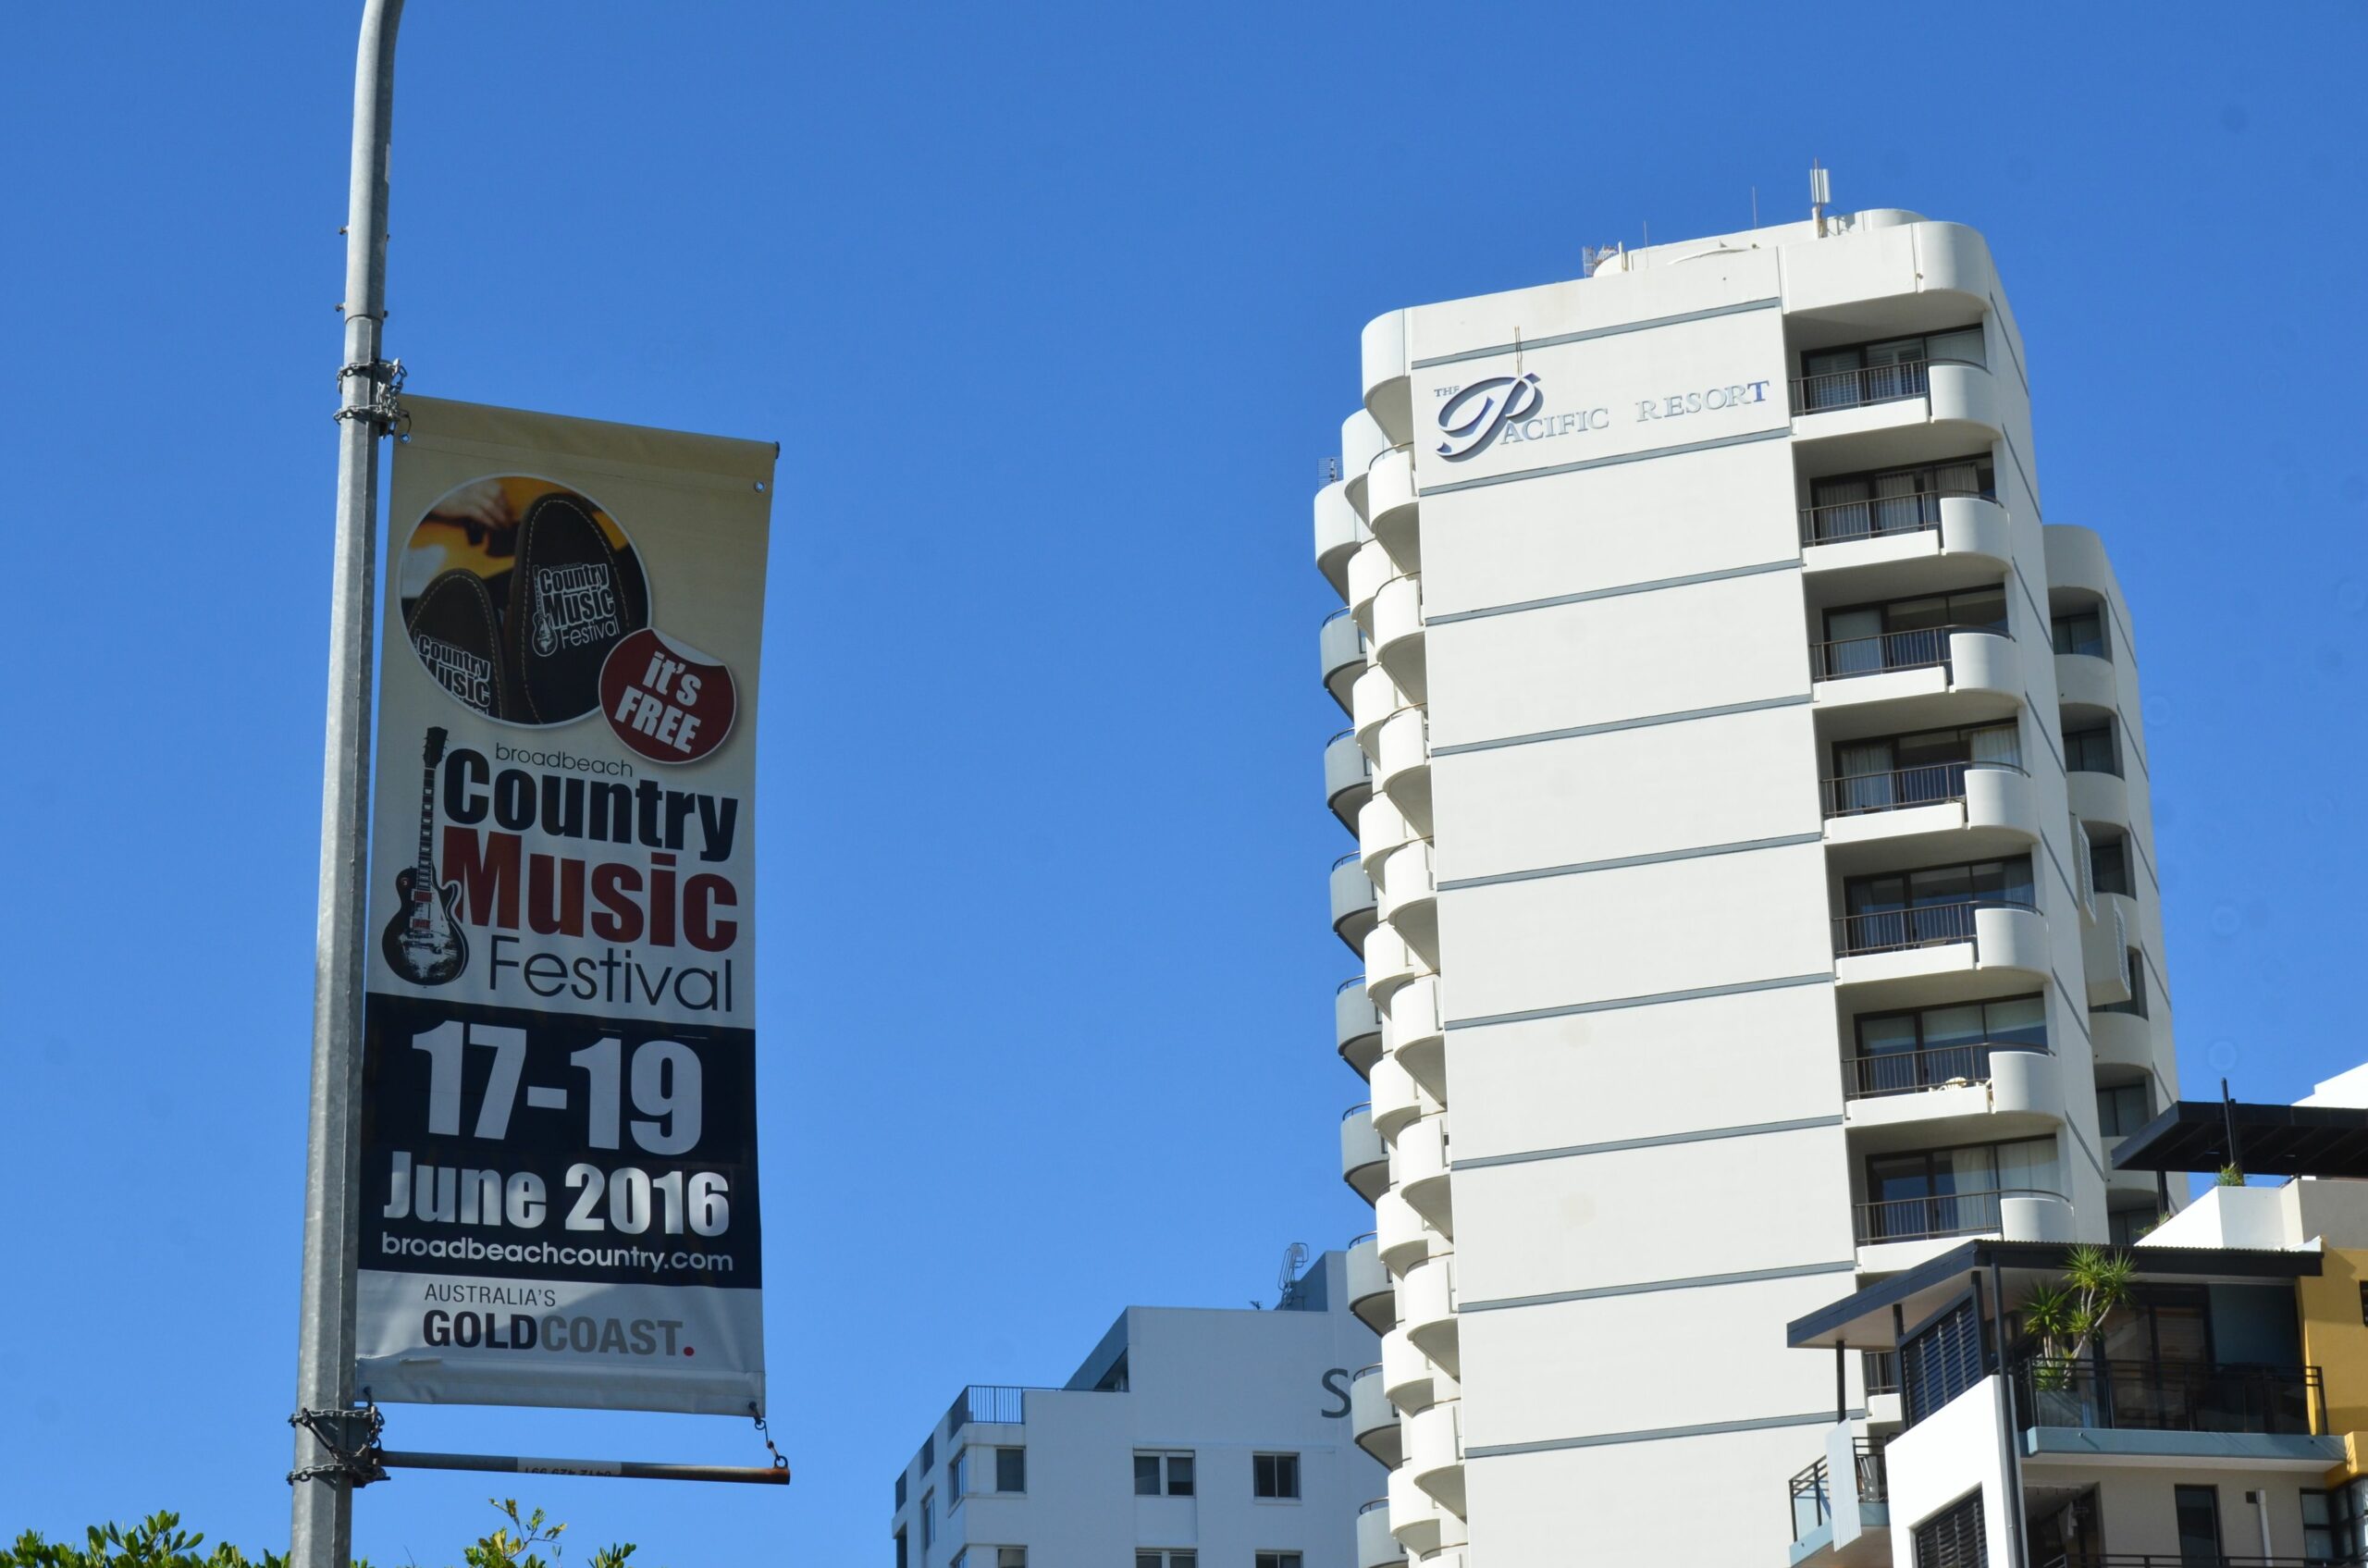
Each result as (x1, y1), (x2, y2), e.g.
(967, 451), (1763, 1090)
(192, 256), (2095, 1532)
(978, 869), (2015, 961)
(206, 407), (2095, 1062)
(1811, 623), (2005, 682)
(2040, 1557), (2358, 1568)
(2016, 1358), (2325, 1438)
(1788, 1440), (1886, 1543)
(944, 1384), (1029, 1434)
(1833, 897), (2035, 957)
(1853, 1187), (2061, 1245)
(1821, 759), (2025, 818)
(1792, 356), (1984, 414)
(1799, 488), (1990, 548)
(1844, 1041), (2046, 1100)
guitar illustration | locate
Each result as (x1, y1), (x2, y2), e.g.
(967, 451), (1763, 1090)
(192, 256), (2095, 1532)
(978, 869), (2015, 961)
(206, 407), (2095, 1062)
(381, 726), (469, 985)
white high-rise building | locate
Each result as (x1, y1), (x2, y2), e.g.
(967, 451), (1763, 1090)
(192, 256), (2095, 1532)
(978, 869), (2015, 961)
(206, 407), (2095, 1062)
(890, 1252), (1383, 1568)
(1314, 205), (2177, 1565)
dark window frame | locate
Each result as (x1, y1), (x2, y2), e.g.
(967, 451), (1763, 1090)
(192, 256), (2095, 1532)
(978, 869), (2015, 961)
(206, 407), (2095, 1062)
(2052, 606), (2110, 660)
(1822, 586), (2012, 644)
(993, 1446), (1025, 1494)
(2064, 721), (2121, 776)
(1252, 1451), (1301, 1500)
(1799, 325), (1988, 381)
(1842, 854), (2038, 918)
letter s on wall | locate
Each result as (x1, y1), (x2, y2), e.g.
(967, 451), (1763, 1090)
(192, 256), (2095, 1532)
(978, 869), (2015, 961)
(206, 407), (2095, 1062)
(1320, 1365), (1352, 1418)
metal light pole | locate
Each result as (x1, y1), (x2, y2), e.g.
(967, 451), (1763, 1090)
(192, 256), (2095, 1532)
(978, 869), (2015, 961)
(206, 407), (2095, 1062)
(291, 4), (403, 1564)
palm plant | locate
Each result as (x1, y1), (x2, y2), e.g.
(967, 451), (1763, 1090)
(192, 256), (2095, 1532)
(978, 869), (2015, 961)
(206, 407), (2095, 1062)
(2022, 1245), (2135, 1395)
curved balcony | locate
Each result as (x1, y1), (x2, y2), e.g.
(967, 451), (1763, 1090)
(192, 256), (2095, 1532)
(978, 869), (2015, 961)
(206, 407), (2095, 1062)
(1388, 974), (1448, 1103)
(1382, 1324), (1443, 1414)
(1791, 359), (2004, 460)
(2083, 891), (2140, 1009)
(1811, 625), (2019, 732)
(1388, 1465), (1446, 1557)
(1843, 1043), (2063, 1149)
(1347, 1231), (1394, 1333)
(1799, 493), (2013, 598)
(1350, 663), (1405, 757)
(1375, 1189), (1430, 1277)
(1348, 537), (1395, 637)
(1359, 792), (1419, 883)
(1370, 1049), (1423, 1142)
(1833, 901), (2048, 1002)
(2090, 1007), (2155, 1077)
(1350, 1362), (1401, 1466)
(1405, 1397), (1466, 1515)
(1337, 977), (1382, 1079)
(1820, 761), (2038, 870)
(2066, 767), (2130, 832)
(1368, 447), (1421, 574)
(1376, 840), (1437, 956)
(1326, 728), (1374, 832)
(1341, 1103), (1388, 1204)
(1855, 1187), (2072, 1273)
(1341, 408), (1391, 521)
(2055, 649), (2116, 714)
(1322, 608), (1366, 713)
(1332, 852), (1378, 955)
(1363, 308), (1412, 445)
(1372, 572), (1426, 702)
(1363, 918), (1432, 1009)
(2103, 1138), (2162, 1205)
(1314, 480), (1367, 601)
(1375, 706), (1433, 834)
(1357, 1497), (1407, 1568)
(1401, 1252), (1459, 1377)
(1398, 1113), (1453, 1235)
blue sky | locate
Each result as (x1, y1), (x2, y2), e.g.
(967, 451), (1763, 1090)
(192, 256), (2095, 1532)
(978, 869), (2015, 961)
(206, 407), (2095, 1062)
(1, 1), (2362, 1560)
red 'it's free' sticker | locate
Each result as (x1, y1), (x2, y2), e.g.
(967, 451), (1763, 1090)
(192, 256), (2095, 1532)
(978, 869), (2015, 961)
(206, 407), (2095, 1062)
(598, 627), (736, 764)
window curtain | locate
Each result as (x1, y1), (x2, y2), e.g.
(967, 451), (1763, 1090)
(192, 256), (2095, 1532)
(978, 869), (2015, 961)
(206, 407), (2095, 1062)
(1824, 607), (1885, 677)
(1968, 722), (2022, 769)
(1835, 739), (1894, 813)
(1872, 469), (1924, 535)
(1813, 474), (1873, 541)
(1925, 327), (1986, 369)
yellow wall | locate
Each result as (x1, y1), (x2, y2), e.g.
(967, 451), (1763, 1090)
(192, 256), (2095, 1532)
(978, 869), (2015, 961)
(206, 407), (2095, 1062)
(2300, 1247), (2368, 1439)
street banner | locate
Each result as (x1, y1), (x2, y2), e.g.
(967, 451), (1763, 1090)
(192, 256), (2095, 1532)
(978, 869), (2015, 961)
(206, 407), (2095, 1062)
(356, 397), (774, 1414)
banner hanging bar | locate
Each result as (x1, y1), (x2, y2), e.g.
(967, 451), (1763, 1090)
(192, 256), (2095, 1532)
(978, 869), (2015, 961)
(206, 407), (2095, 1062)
(378, 1450), (788, 1487)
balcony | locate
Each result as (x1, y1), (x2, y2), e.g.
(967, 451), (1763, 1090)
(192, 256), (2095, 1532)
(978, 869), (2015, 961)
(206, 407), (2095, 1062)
(1314, 479), (1365, 600)
(1322, 608), (1365, 713)
(1794, 358), (1945, 415)
(1400, 1252), (1458, 1376)
(1388, 1465), (1447, 1558)
(1337, 976), (1382, 1079)
(1362, 308), (1412, 446)
(1811, 625), (2017, 731)
(1348, 537), (1394, 638)
(1832, 900), (2049, 999)
(1350, 1362), (1400, 1465)
(1842, 1043), (2061, 1147)
(942, 1383), (1030, 1434)
(1375, 839), (1437, 964)
(1381, 1323), (1451, 1415)
(1788, 1438), (1887, 1566)
(1833, 897), (2034, 957)
(1358, 791), (1418, 882)
(1397, 1113), (1453, 1234)
(1368, 446), (1421, 573)
(1853, 1187), (2069, 1247)
(1821, 761), (2035, 867)
(1326, 728), (1373, 832)
(1388, 974), (1447, 1103)
(2016, 1358), (2325, 1443)
(1340, 1103), (1387, 1203)
(1362, 918), (1433, 1009)
(1331, 852), (1377, 954)
(1346, 1231), (1393, 1333)
(1356, 1496), (1406, 1568)
(2056, 647), (2116, 714)
(1369, 1049), (1423, 1142)
(1375, 1190), (1431, 1277)
(1341, 407), (1391, 521)
(2066, 766), (2131, 833)
(1405, 1397), (1465, 1514)
(1801, 493), (2014, 601)
(1791, 357), (2004, 465)
(1371, 571), (1425, 701)
(2090, 1007), (2154, 1077)
(1373, 705), (1432, 834)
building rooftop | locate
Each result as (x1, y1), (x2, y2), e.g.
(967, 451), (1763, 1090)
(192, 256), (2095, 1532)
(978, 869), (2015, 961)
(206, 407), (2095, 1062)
(2112, 1098), (2368, 1179)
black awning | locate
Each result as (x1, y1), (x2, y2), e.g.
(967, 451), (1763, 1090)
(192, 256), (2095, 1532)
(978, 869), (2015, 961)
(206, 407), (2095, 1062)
(2112, 1100), (2368, 1179)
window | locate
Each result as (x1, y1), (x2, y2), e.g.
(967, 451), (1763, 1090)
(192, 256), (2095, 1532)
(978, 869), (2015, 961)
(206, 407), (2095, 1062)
(2306, 1489), (2337, 1563)
(1136, 1555), (1196, 1568)
(2175, 1486), (2223, 1563)
(1799, 326), (1986, 412)
(1861, 1137), (2059, 1243)
(2091, 835), (2133, 896)
(896, 1472), (908, 1509)
(1827, 722), (2021, 815)
(2109, 1207), (2160, 1247)
(1805, 454), (1996, 544)
(1134, 1451), (1194, 1496)
(2098, 950), (2149, 1019)
(995, 1447), (1026, 1493)
(1252, 1452), (1301, 1500)
(1913, 1489), (1986, 1568)
(894, 1530), (907, 1568)
(1819, 587), (2010, 679)
(1848, 994), (2046, 1097)
(949, 1552), (966, 1568)
(1839, 856), (2037, 954)
(1256, 1556), (1304, 1568)
(2053, 608), (2108, 659)
(919, 1493), (934, 1550)
(997, 1551), (1027, 1568)
(2064, 722), (2120, 776)
(2097, 1082), (2151, 1137)
(949, 1451), (968, 1500)
(921, 1436), (934, 1471)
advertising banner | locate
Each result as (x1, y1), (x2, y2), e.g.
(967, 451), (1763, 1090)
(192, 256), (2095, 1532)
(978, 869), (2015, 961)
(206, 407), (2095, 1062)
(357, 397), (774, 1414)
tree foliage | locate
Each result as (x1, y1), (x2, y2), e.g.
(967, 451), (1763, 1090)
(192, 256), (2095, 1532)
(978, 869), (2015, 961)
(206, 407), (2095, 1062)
(3, 1502), (642, 1568)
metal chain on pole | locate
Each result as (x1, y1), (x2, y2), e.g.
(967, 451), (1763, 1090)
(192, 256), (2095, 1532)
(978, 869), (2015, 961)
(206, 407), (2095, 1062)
(289, 1401), (388, 1489)
(333, 358), (405, 430)
(749, 1403), (790, 1476)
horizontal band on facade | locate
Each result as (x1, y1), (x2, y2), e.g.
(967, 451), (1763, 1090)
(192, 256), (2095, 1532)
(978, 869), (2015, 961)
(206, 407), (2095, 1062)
(1446, 970), (1832, 1031)
(1465, 1407), (1863, 1461)
(1418, 425), (1791, 498)
(1454, 1114), (1843, 1172)
(1430, 693), (1811, 759)
(1437, 832), (1822, 893)
(1424, 558), (1800, 627)
(1458, 1259), (1857, 1315)
(1410, 296), (1782, 370)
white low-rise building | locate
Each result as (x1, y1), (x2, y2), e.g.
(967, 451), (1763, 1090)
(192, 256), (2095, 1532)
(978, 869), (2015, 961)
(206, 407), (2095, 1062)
(889, 1251), (1384, 1568)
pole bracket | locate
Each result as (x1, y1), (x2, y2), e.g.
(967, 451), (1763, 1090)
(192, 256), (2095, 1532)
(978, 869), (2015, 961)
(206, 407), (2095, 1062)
(332, 357), (406, 433)
(288, 1401), (388, 1489)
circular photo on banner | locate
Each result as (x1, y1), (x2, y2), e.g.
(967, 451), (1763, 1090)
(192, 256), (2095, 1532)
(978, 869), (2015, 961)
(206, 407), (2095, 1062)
(399, 476), (650, 726)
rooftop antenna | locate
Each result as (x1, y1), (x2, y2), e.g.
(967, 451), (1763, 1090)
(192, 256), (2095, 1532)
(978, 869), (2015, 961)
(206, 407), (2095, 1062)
(1322, 455), (1339, 484)
(1751, 185), (1759, 228)
(1810, 159), (1832, 237)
